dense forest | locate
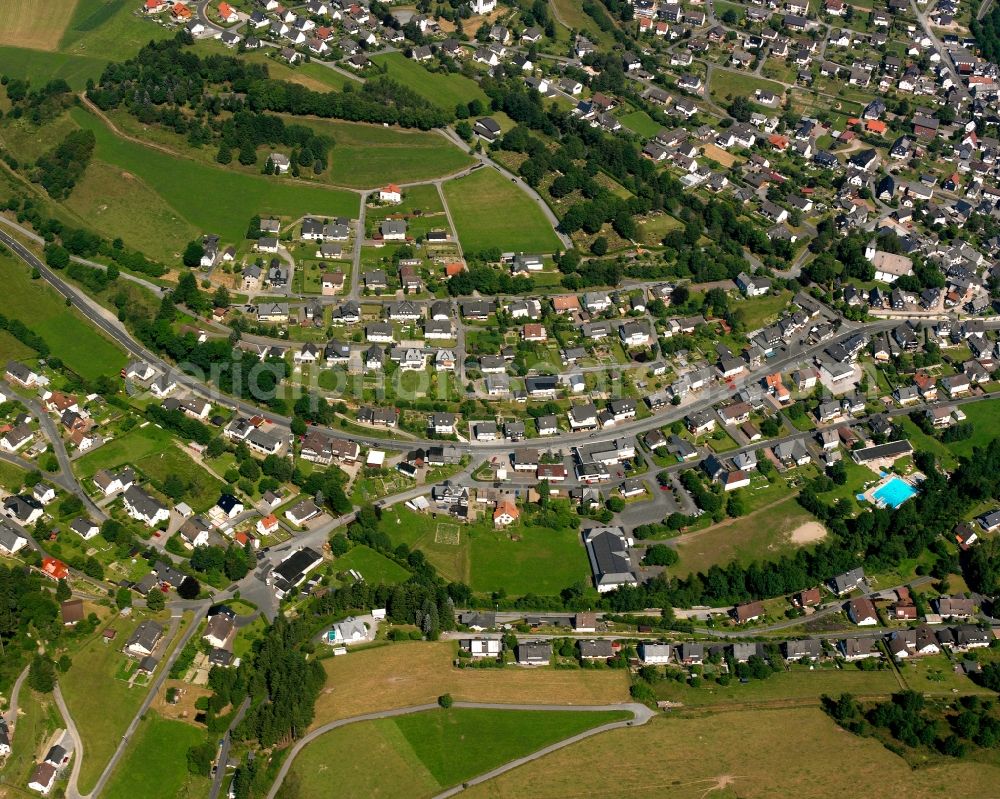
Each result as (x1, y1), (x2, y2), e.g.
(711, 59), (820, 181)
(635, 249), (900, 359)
(972, 6), (1000, 66)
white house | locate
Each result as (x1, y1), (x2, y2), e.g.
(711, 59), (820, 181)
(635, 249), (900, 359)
(378, 184), (402, 204)
(122, 485), (170, 528)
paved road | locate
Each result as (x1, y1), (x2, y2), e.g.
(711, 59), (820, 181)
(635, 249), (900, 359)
(3, 665), (30, 728)
(208, 696), (251, 799)
(53, 683), (86, 799)
(265, 701), (653, 799)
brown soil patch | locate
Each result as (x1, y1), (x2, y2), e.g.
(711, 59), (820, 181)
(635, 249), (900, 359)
(702, 143), (738, 168)
(789, 521), (826, 545)
(151, 680), (212, 726)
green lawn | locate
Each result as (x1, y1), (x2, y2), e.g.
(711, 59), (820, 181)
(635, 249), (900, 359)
(70, 106), (358, 244)
(0, 253), (126, 380)
(334, 544), (412, 585)
(102, 712), (211, 799)
(737, 291), (792, 330)
(1, 688), (63, 785)
(617, 109), (661, 138)
(135, 446), (225, 513)
(288, 708), (629, 797)
(295, 116), (473, 188)
(944, 398), (1000, 460)
(709, 70), (785, 105)
(0, 459), (26, 492)
(60, 614), (171, 793)
(443, 168), (561, 254)
(469, 524), (589, 596)
(378, 505), (470, 583)
(371, 52), (488, 111)
(74, 423), (174, 478)
(896, 417), (956, 468)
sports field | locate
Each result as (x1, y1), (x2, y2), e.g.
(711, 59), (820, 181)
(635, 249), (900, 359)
(289, 707), (628, 798)
(0, 0), (78, 50)
(0, 253), (126, 380)
(443, 168), (561, 253)
(312, 642), (630, 727)
(468, 524), (590, 596)
(70, 107), (358, 243)
(371, 52), (489, 111)
(286, 116), (473, 188)
(462, 708), (1000, 799)
(102, 712), (210, 799)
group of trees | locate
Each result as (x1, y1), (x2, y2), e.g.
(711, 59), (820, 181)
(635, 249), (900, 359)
(2, 76), (75, 124)
(190, 542), (254, 582)
(824, 691), (1000, 759)
(32, 129), (95, 200)
(972, 6), (1000, 67)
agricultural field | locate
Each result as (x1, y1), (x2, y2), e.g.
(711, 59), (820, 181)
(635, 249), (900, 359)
(370, 52), (489, 111)
(667, 496), (823, 577)
(59, 0), (173, 61)
(0, 253), (127, 380)
(288, 707), (629, 799)
(293, 117), (473, 188)
(333, 544), (412, 585)
(443, 168), (561, 254)
(74, 423), (175, 478)
(102, 712), (210, 799)
(462, 708), (1000, 799)
(0, 46), (106, 90)
(312, 642), (631, 727)
(70, 107), (358, 244)
(0, 0), (78, 51)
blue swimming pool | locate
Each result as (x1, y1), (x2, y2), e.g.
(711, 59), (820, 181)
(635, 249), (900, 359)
(872, 476), (917, 509)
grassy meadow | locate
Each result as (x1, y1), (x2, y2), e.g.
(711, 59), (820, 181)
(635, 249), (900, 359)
(0, 253), (127, 380)
(70, 106), (358, 243)
(289, 708), (629, 798)
(443, 167), (561, 253)
(371, 52), (489, 110)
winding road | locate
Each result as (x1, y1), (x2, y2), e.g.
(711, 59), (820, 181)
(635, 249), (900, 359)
(264, 701), (654, 799)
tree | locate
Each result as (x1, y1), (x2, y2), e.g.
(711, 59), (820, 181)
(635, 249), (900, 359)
(291, 417), (307, 436)
(28, 655), (56, 693)
(216, 144), (233, 165)
(44, 243), (70, 269)
(187, 741), (216, 775)
(178, 576), (200, 599)
(182, 240), (205, 268)
(606, 496), (625, 512)
(438, 693), (453, 708)
(115, 586), (132, 609)
(146, 588), (165, 611)
(329, 533), (351, 556)
(590, 236), (608, 256)
(213, 286), (230, 308)
(55, 578), (71, 602)
(643, 544), (679, 567)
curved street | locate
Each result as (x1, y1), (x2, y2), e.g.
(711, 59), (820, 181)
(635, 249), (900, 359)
(265, 701), (654, 799)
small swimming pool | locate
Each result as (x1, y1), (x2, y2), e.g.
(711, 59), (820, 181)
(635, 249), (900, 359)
(872, 476), (917, 509)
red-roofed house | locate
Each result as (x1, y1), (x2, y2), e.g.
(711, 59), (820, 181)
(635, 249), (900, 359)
(257, 514), (279, 536)
(379, 184), (402, 204)
(768, 134), (789, 151)
(41, 557), (69, 581)
(866, 119), (887, 135)
(493, 501), (519, 527)
(218, 2), (238, 22)
(445, 262), (466, 277)
(171, 2), (193, 21)
(145, 0), (169, 12)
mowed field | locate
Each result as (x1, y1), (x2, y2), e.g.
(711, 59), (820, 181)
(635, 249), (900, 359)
(468, 524), (590, 596)
(311, 642), (630, 729)
(443, 168), (561, 253)
(0, 253), (126, 380)
(289, 708), (629, 799)
(0, 0), (77, 50)
(371, 52), (489, 111)
(668, 496), (821, 577)
(70, 107), (358, 243)
(102, 712), (210, 799)
(74, 423), (174, 478)
(285, 116), (473, 188)
(135, 445), (226, 514)
(334, 544), (412, 584)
